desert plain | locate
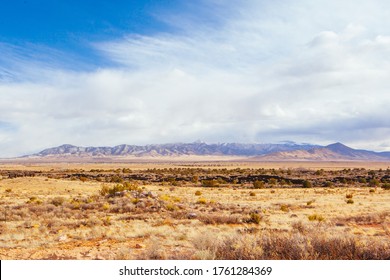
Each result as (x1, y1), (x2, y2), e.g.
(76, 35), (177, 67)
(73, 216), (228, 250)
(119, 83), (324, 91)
(0, 160), (389, 260)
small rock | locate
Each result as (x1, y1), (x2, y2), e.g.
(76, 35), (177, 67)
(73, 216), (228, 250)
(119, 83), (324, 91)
(176, 203), (185, 209)
(187, 212), (197, 219)
(58, 235), (67, 242)
(148, 191), (158, 199)
(136, 202), (146, 208)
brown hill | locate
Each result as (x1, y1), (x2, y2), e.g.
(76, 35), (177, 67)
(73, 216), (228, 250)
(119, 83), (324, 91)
(253, 143), (390, 161)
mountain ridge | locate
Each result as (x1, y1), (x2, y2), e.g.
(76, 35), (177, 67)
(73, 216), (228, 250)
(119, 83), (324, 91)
(21, 142), (390, 161)
(254, 142), (390, 161)
(29, 142), (320, 158)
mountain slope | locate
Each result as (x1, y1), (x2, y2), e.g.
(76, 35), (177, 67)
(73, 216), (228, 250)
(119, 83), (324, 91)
(23, 142), (390, 161)
(29, 142), (319, 158)
(255, 142), (390, 161)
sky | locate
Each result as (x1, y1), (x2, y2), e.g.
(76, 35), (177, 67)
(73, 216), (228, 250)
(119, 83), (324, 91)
(1, 0), (390, 157)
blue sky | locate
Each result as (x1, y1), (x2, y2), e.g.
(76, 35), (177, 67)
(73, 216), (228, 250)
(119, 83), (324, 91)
(0, 0), (181, 69)
(1, 0), (390, 157)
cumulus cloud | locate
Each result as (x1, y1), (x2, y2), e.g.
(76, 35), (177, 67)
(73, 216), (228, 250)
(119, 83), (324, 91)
(1, 0), (390, 156)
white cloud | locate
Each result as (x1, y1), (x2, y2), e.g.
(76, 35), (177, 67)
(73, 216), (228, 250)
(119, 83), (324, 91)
(1, 0), (390, 156)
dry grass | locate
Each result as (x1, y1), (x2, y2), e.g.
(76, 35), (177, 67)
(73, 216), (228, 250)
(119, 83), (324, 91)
(204, 231), (390, 260)
(1, 162), (390, 260)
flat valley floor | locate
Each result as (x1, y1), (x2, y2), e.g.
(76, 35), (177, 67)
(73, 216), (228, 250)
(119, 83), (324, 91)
(0, 161), (389, 259)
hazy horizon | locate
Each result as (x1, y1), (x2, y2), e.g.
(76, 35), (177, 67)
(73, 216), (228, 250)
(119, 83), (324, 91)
(1, 1), (390, 157)
(4, 140), (389, 159)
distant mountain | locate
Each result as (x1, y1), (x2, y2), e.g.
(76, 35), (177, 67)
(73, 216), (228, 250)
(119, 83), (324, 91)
(22, 142), (390, 161)
(255, 142), (390, 161)
(28, 142), (319, 158)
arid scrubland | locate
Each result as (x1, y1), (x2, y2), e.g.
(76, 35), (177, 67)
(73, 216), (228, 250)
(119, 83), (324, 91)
(0, 163), (389, 260)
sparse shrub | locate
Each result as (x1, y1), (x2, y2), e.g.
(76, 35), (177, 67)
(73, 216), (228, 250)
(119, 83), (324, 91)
(191, 233), (219, 258)
(115, 248), (132, 260)
(195, 190), (202, 196)
(315, 169), (324, 175)
(201, 180), (219, 188)
(86, 217), (103, 227)
(339, 211), (389, 225)
(99, 184), (110, 196)
(5, 188), (12, 193)
(291, 221), (307, 233)
(99, 182), (140, 196)
(280, 204), (289, 212)
(381, 183), (390, 190)
(216, 178), (226, 184)
(249, 191), (256, 197)
(306, 200), (315, 206)
(269, 178), (277, 185)
(102, 203), (110, 210)
(171, 196), (181, 202)
(302, 180), (312, 188)
(110, 175), (123, 183)
(346, 193), (353, 199)
(308, 214), (325, 222)
(246, 212), (262, 224)
(165, 203), (178, 211)
(102, 216), (111, 226)
(50, 197), (65, 206)
(79, 176), (88, 182)
(346, 199), (354, 204)
(196, 197), (207, 204)
(253, 180), (265, 189)
(204, 231), (390, 260)
(131, 198), (140, 204)
(369, 179), (380, 188)
(198, 214), (242, 225)
(279, 179), (287, 186)
(0, 222), (8, 234)
(27, 196), (43, 205)
(359, 178), (367, 184)
(369, 189), (376, 193)
(159, 194), (170, 201)
(142, 238), (167, 260)
(323, 181), (333, 187)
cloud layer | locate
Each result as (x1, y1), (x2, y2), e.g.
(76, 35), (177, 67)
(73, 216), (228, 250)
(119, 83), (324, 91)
(1, 0), (390, 156)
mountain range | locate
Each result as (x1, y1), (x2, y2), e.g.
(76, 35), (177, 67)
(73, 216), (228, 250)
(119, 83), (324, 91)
(23, 142), (390, 161)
